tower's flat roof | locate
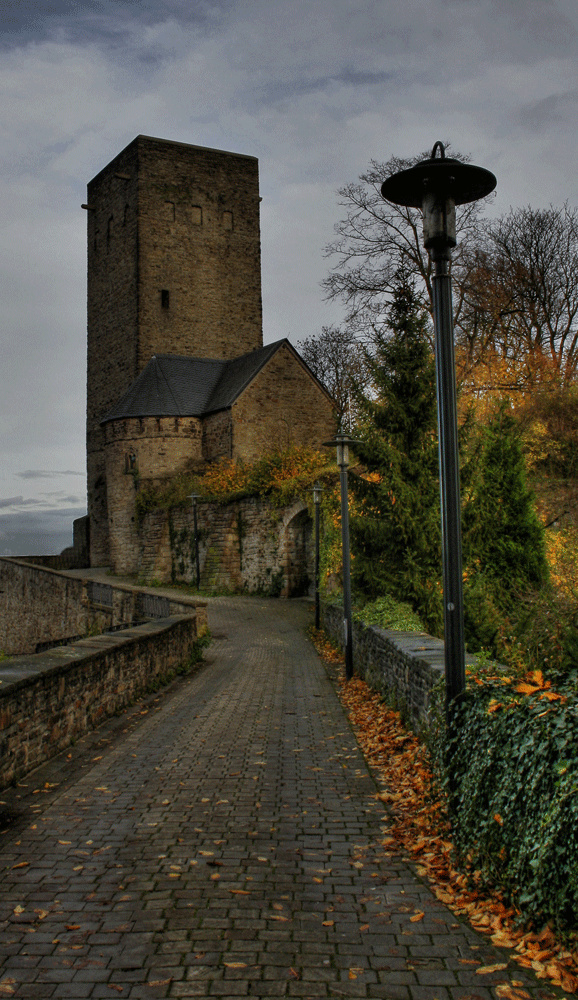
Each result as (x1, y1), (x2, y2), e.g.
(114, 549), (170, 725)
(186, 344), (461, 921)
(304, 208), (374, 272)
(88, 134), (258, 186)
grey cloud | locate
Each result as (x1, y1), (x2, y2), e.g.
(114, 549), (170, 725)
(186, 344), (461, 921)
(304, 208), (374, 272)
(0, 496), (25, 509)
(0, 496), (42, 509)
(17, 469), (85, 479)
(519, 90), (578, 131)
(1, 0), (232, 50)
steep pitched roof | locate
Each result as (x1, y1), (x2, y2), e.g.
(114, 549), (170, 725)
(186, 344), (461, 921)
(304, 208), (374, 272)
(101, 340), (287, 423)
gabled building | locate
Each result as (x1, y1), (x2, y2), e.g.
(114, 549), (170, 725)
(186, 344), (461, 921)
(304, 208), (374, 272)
(85, 135), (335, 570)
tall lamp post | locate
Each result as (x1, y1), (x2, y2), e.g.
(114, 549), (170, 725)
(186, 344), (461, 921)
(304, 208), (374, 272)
(188, 493), (201, 590)
(381, 142), (496, 721)
(313, 481), (323, 630)
(324, 430), (358, 681)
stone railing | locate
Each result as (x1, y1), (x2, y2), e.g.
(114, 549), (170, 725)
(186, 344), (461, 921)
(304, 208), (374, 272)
(321, 601), (451, 729)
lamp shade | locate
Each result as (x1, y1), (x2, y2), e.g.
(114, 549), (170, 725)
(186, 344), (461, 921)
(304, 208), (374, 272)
(381, 148), (496, 209)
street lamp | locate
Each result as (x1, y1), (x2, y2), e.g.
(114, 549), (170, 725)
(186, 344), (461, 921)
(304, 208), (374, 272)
(188, 493), (202, 590)
(381, 142), (496, 720)
(323, 430), (359, 681)
(312, 481), (323, 630)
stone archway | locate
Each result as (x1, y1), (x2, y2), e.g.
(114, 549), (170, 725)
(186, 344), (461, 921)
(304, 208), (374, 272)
(282, 501), (313, 597)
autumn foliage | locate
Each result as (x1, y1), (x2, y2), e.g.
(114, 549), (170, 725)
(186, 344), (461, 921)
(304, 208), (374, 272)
(135, 445), (334, 518)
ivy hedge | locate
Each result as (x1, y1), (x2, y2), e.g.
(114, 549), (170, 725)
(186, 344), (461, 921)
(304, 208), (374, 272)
(445, 668), (578, 932)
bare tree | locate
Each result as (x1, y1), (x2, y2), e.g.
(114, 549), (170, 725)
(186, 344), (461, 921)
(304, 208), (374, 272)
(322, 149), (492, 345)
(324, 152), (578, 397)
(297, 325), (368, 427)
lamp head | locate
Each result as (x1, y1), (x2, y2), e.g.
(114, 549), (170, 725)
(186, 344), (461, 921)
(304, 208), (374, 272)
(381, 142), (496, 254)
(323, 429), (360, 469)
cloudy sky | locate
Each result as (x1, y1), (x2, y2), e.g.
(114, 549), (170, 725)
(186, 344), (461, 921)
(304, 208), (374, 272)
(1, 0), (577, 555)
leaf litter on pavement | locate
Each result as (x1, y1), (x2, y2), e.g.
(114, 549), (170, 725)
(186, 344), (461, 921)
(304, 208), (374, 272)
(310, 627), (578, 995)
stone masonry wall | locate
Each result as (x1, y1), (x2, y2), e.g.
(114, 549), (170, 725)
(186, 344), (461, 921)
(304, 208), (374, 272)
(86, 138), (140, 566)
(321, 601), (446, 729)
(0, 615), (199, 789)
(138, 498), (313, 597)
(232, 344), (336, 462)
(0, 558), (207, 655)
(136, 137), (263, 366)
(202, 409), (233, 462)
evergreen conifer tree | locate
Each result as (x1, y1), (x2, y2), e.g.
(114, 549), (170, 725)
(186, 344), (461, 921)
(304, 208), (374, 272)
(350, 281), (442, 632)
(463, 404), (548, 594)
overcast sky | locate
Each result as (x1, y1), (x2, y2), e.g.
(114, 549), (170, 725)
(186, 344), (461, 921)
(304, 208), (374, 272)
(1, 0), (577, 554)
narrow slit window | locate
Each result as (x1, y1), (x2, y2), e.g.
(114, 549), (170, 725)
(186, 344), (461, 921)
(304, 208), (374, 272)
(161, 289), (170, 309)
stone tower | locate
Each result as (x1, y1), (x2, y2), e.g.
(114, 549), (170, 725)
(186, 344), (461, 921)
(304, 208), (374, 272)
(86, 135), (263, 565)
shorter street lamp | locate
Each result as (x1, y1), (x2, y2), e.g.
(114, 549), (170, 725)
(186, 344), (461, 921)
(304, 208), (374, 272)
(381, 142), (496, 723)
(323, 430), (359, 681)
(188, 494), (202, 590)
(312, 481), (323, 630)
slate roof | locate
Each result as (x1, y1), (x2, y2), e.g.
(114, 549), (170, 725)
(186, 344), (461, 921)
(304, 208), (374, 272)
(101, 340), (288, 423)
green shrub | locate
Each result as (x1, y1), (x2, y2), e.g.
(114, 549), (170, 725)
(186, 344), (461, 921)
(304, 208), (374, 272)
(354, 594), (424, 632)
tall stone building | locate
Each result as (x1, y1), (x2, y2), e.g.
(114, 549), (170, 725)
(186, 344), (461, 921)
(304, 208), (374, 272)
(85, 135), (335, 569)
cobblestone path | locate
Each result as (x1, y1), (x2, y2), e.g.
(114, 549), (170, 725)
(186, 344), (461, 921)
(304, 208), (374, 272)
(0, 596), (563, 999)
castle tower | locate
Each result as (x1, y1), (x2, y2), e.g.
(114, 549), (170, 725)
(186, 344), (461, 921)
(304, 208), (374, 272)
(86, 135), (263, 565)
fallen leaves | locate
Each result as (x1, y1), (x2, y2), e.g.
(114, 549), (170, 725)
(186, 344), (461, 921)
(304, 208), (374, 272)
(309, 633), (578, 995)
(496, 986), (531, 1000)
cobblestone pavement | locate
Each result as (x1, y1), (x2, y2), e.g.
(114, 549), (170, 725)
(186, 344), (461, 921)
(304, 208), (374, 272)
(0, 596), (565, 999)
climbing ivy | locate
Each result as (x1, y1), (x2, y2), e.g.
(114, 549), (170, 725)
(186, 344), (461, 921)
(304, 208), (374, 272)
(439, 665), (578, 932)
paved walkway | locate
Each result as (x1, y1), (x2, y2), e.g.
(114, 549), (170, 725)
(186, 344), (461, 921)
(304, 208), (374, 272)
(0, 596), (563, 999)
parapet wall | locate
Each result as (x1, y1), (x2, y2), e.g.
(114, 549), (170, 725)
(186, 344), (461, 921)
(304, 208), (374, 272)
(321, 601), (446, 728)
(0, 615), (201, 789)
(0, 558), (207, 655)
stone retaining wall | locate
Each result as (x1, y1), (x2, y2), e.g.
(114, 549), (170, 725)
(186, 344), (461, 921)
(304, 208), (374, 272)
(321, 601), (447, 729)
(0, 558), (207, 655)
(0, 615), (201, 789)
